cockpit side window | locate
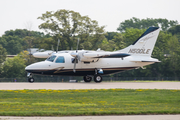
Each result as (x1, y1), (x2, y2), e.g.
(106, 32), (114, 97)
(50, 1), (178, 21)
(55, 56), (65, 63)
(46, 55), (56, 62)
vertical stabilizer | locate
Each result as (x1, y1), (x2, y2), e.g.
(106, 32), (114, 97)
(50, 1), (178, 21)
(119, 27), (160, 56)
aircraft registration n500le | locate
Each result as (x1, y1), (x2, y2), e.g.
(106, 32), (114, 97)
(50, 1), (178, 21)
(25, 27), (160, 83)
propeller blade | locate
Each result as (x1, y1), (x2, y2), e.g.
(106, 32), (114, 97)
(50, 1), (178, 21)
(73, 57), (77, 73)
(76, 38), (79, 53)
(52, 45), (54, 51)
(56, 39), (60, 53)
(73, 38), (80, 73)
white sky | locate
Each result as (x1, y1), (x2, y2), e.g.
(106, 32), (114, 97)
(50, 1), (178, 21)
(0, 0), (180, 36)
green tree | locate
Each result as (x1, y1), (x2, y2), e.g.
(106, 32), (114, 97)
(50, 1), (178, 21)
(0, 29), (51, 55)
(100, 39), (117, 51)
(0, 45), (7, 64)
(23, 36), (36, 51)
(18, 50), (40, 65)
(0, 45), (7, 76)
(1, 55), (26, 78)
(122, 28), (145, 46)
(168, 25), (180, 41)
(4, 29), (47, 38)
(117, 17), (178, 32)
(38, 9), (106, 50)
(168, 25), (180, 35)
(112, 33), (125, 49)
(0, 36), (23, 55)
(166, 36), (180, 77)
(34, 37), (54, 50)
(105, 32), (118, 40)
(103, 32), (125, 51)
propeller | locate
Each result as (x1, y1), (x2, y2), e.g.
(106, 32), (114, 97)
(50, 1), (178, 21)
(46, 39), (59, 56)
(73, 38), (79, 73)
(51, 45), (54, 51)
(28, 48), (32, 64)
(56, 39), (60, 53)
(50, 39), (60, 56)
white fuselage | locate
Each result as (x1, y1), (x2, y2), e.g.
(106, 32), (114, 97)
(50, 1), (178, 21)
(25, 52), (155, 76)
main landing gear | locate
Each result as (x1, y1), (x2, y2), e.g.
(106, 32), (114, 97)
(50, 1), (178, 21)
(27, 73), (34, 83)
(94, 75), (102, 83)
(83, 76), (92, 82)
(83, 75), (103, 83)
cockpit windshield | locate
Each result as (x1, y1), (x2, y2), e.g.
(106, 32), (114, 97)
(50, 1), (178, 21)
(46, 55), (56, 62)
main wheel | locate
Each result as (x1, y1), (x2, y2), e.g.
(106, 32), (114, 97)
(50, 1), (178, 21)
(94, 75), (102, 83)
(83, 76), (92, 82)
(28, 77), (34, 83)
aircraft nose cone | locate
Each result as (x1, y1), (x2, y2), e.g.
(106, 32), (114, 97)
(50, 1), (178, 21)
(25, 62), (41, 72)
(25, 61), (52, 73)
(25, 64), (33, 72)
(25, 66), (28, 70)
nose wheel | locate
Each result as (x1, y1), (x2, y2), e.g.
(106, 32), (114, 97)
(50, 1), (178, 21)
(28, 77), (34, 83)
(27, 73), (35, 83)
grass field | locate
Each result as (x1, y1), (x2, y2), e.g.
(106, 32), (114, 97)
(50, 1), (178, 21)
(0, 89), (180, 116)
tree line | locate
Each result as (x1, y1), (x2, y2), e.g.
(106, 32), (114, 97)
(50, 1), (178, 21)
(0, 9), (180, 78)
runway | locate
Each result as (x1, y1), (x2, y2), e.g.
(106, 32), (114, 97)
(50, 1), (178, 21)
(0, 82), (180, 90)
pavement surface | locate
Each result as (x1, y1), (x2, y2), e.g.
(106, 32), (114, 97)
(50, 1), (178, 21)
(0, 82), (180, 90)
(1, 115), (180, 120)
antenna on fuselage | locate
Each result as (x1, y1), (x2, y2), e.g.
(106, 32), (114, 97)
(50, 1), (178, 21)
(73, 38), (80, 73)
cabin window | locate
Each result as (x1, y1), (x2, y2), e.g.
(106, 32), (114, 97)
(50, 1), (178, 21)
(46, 55), (56, 62)
(55, 56), (65, 63)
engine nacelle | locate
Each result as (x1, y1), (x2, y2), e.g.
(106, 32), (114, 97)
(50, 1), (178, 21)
(78, 51), (99, 62)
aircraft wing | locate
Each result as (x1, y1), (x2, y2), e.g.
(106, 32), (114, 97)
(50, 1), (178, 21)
(83, 52), (130, 58)
(70, 51), (131, 62)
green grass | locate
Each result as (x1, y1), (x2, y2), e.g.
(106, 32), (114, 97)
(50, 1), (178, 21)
(0, 89), (180, 116)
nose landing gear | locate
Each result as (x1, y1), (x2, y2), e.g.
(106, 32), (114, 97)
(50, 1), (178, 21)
(27, 73), (34, 83)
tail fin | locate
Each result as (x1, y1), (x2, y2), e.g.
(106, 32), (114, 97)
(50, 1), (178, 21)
(119, 27), (160, 56)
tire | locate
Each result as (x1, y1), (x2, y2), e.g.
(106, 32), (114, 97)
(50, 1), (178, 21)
(83, 76), (92, 82)
(94, 75), (102, 83)
(28, 77), (34, 83)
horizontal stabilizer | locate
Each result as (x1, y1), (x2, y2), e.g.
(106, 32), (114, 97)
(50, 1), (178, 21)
(141, 60), (161, 62)
(131, 59), (161, 63)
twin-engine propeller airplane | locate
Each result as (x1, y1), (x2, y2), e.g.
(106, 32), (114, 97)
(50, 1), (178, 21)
(25, 27), (161, 83)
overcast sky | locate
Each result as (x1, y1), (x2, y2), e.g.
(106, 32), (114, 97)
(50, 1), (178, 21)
(0, 0), (180, 36)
